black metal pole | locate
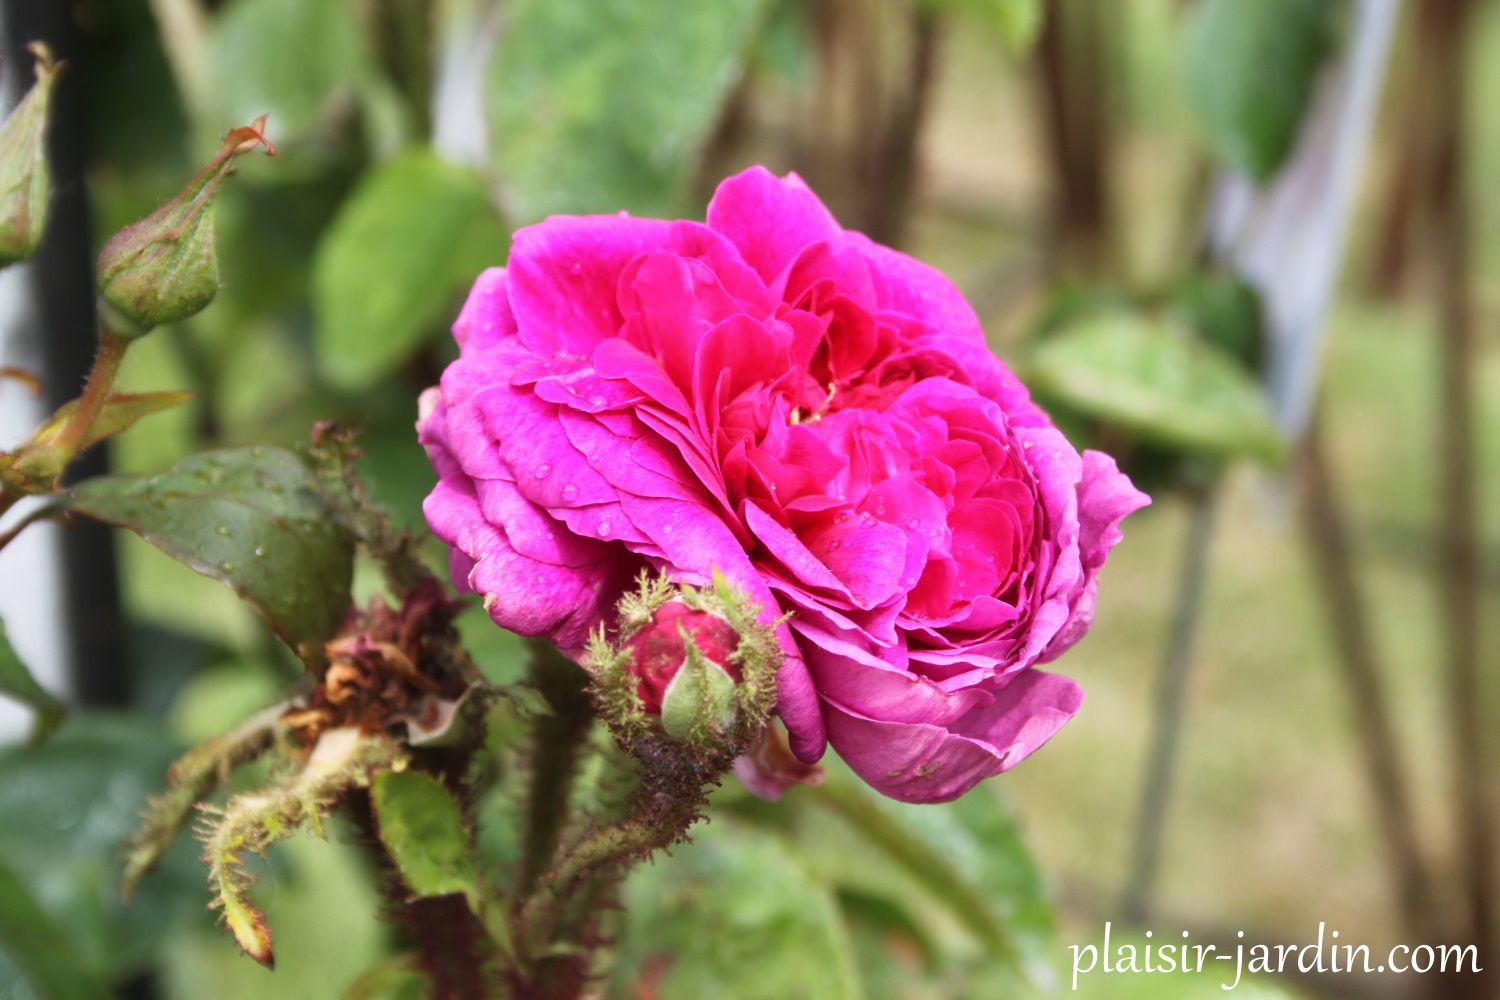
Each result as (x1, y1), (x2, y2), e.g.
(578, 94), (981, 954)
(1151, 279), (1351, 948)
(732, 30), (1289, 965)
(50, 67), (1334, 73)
(1, 0), (128, 710)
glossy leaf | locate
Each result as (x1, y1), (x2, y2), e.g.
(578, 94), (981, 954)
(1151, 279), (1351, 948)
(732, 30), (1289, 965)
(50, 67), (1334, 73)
(370, 769), (479, 907)
(313, 149), (508, 388)
(611, 819), (862, 1000)
(488, 0), (771, 222)
(1185, 0), (1335, 181)
(1025, 311), (1285, 462)
(0, 620), (63, 742)
(68, 447), (354, 662)
(0, 855), (110, 1000)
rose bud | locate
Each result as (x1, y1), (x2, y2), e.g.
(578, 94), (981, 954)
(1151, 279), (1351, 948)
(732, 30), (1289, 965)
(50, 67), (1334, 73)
(96, 115), (274, 337)
(627, 601), (742, 739)
(586, 573), (780, 752)
(0, 44), (61, 267)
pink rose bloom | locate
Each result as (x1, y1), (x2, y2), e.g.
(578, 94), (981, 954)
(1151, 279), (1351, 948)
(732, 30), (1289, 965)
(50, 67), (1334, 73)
(418, 167), (1148, 803)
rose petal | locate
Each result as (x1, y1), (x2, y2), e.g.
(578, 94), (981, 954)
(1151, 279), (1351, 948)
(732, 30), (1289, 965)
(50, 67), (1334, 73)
(822, 669), (1082, 803)
(707, 166), (842, 286)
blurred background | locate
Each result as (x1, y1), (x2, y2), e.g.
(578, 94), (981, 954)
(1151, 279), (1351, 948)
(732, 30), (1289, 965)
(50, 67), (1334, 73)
(0, 0), (1496, 998)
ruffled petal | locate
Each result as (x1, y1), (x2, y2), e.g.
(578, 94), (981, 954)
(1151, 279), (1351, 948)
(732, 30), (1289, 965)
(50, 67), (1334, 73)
(706, 166), (841, 286)
(507, 214), (673, 356)
(822, 669), (1082, 803)
(1040, 449), (1151, 661)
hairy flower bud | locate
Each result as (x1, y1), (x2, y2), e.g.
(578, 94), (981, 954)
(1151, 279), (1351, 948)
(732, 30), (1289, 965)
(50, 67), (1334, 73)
(96, 116), (275, 336)
(0, 44), (61, 266)
(586, 572), (780, 754)
(627, 601), (741, 739)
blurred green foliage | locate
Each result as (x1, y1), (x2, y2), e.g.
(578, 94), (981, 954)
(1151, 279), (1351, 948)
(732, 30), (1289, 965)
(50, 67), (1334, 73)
(1185, 0), (1336, 181)
(7, 0), (1496, 997)
(488, 0), (771, 222)
(313, 149), (508, 388)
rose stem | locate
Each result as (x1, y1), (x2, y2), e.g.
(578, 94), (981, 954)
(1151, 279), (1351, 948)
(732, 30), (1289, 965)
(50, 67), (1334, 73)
(51, 325), (129, 463)
(514, 641), (596, 897)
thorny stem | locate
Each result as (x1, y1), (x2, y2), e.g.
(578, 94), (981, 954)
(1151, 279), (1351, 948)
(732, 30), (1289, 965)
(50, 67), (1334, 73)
(516, 816), (662, 959)
(50, 325), (129, 465)
(511, 731), (717, 989)
(347, 790), (495, 1000)
(515, 642), (596, 898)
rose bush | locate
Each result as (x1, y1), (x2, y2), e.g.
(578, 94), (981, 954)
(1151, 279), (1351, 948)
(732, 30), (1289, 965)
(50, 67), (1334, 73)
(418, 167), (1148, 803)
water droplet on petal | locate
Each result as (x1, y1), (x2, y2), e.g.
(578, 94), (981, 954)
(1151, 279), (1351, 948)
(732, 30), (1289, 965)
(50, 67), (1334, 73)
(596, 521), (612, 537)
(588, 394), (607, 407)
(534, 463), (552, 479)
(561, 484), (578, 501)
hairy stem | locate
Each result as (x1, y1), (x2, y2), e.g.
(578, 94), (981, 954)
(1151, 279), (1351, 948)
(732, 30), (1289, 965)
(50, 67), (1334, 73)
(347, 790), (495, 1000)
(515, 642), (596, 897)
(516, 816), (662, 958)
(51, 327), (128, 464)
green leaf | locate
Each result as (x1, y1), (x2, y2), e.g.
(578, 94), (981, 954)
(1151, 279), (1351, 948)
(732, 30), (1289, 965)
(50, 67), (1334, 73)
(1, 391), (193, 487)
(1167, 271), (1263, 367)
(370, 769), (479, 907)
(0, 620), (63, 742)
(313, 149), (508, 388)
(0, 716), (200, 980)
(28, 391), (194, 454)
(1025, 310), (1286, 462)
(341, 954), (428, 1000)
(206, 0), (372, 138)
(0, 855), (110, 1000)
(1184, 0), (1336, 181)
(68, 446), (354, 662)
(812, 764), (1054, 992)
(611, 820), (862, 1000)
(488, 0), (772, 222)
